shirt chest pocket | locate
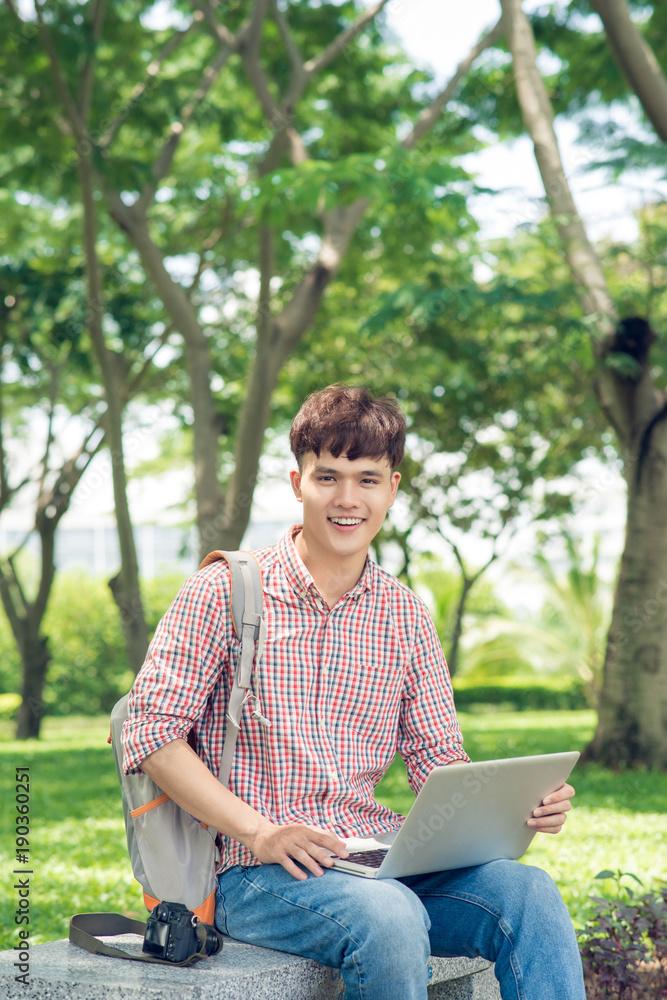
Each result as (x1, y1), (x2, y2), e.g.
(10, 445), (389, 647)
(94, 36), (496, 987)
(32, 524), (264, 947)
(327, 660), (405, 772)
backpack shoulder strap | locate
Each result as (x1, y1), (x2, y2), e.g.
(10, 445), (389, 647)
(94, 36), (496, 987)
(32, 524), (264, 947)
(198, 550), (268, 787)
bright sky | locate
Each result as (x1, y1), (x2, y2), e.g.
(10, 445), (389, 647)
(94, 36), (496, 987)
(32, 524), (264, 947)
(385, 0), (502, 80)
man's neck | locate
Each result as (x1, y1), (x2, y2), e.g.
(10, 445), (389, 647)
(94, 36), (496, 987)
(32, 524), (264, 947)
(294, 528), (367, 607)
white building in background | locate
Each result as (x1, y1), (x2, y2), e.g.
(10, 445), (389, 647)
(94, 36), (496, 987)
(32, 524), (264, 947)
(0, 442), (300, 579)
(0, 519), (295, 580)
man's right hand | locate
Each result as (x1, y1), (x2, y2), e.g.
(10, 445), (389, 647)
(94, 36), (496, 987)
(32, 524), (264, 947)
(248, 820), (349, 880)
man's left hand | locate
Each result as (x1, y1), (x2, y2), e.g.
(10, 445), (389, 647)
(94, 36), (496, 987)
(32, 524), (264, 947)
(527, 782), (575, 835)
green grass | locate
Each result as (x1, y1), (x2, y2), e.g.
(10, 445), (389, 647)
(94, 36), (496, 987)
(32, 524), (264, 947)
(0, 716), (142, 950)
(1, 711), (665, 951)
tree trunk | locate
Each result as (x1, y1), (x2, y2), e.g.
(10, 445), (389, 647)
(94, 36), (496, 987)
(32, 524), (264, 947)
(218, 200), (369, 548)
(107, 197), (224, 561)
(502, 0), (667, 767)
(448, 578), (474, 678)
(589, 0), (667, 143)
(15, 630), (51, 739)
(587, 424), (667, 767)
(0, 407), (105, 736)
(80, 164), (149, 672)
(0, 501), (57, 739)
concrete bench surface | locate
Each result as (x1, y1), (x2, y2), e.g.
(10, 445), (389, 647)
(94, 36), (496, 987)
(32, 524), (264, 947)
(0, 933), (501, 999)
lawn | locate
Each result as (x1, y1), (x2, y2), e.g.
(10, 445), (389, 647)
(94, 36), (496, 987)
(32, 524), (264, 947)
(0, 710), (665, 951)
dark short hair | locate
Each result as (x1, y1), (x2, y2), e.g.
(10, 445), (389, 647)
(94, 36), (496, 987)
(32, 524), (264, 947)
(290, 385), (405, 469)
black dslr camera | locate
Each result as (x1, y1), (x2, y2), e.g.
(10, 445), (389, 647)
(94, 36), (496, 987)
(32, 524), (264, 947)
(143, 901), (222, 963)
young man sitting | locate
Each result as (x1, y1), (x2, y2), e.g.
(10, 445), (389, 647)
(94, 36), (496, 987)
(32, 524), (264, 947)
(122, 385), (585, 1000)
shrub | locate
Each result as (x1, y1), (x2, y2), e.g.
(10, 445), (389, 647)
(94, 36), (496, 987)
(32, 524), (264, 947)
(578, 871), (667, 999)
(452, 674), (588, 711)
(0, 692), (21, 720)
(0, 568), (188, 717)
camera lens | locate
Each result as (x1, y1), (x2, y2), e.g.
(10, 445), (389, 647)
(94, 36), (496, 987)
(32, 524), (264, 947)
(199, 922), (223, 957)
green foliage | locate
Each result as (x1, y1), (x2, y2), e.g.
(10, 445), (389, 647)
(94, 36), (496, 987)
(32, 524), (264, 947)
(578, 872), (667, 999)
(0, 0), (489, 523)
(452, 674), (589, 712)
(505, 531), (613, 699)
(0, 692), (21, 720)
(351, 220), (603, 544)
(1, 0), (666, 767)
(603, 204), (667, 352)
(38, 571), (132, 716)
(0, 568), (188, 716)
(489, 1), (667, 178)
(412, 556), (507, 663)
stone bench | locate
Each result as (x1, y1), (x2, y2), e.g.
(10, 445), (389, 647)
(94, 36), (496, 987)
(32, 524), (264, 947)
(0, 933), (501, 999)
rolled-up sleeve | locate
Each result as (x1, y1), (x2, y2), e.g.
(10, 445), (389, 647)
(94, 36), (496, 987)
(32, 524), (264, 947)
(122, 569), (230, 774)
(397, 603), (469, 793)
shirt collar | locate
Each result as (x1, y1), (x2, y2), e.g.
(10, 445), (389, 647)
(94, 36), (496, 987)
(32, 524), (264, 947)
(275, 525), (375, 605)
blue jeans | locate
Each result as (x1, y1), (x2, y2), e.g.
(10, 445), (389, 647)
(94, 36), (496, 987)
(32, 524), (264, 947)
(215, 859), (586, 1000)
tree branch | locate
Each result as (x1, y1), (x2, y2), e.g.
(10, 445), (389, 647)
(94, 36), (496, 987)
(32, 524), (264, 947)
(31, 431), (102, 628)
(99, 19), (199, 150)
(77, 0), (108, 122)
(0, 562), (23, 643)
(303, 0), (392, 79)
(6, 552), (30, 619)
(245, 0), (269, 55)
(193, 0), (239, 49)
(270, 0), (306, 100)
(243, 0), (392, 166)
(136, 42), (234, 212)
(235, 0), (282, 126)
(217, 6), (507, 546)
(0, 335), (18, 514)
(500, 0), (616, 333)
(402, 17), (503, 150)
(34, 0), (86, 140)
(183, 194), (236, 296)
(35, 363), (61, 511)
(589, 0), (667, 143)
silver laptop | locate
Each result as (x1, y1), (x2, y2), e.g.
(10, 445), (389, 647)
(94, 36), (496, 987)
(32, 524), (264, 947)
(331, 751), (580, 879)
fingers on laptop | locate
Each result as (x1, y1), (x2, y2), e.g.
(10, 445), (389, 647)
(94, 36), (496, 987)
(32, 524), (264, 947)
(527, 782), (574, 833)
(255, 823), (348, 879)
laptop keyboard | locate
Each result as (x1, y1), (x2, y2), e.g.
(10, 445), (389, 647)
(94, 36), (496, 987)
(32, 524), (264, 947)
(343, 849), (389, 868)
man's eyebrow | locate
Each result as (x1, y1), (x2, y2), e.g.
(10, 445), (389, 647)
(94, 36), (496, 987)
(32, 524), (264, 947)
(313, 464), (386, 477)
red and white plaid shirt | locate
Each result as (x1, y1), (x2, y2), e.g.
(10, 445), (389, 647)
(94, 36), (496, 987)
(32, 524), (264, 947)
(123, 525), (468, 872)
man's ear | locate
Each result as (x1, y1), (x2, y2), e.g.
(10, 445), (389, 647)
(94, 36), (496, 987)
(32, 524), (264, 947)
(289, 468), (303, 502)
(388, 471), (401, 508)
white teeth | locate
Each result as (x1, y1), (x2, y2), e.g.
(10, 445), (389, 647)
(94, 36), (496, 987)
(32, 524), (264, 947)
(330, 517), (363, 525)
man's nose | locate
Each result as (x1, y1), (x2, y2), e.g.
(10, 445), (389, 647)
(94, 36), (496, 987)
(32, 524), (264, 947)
(335, 482), (360, 506)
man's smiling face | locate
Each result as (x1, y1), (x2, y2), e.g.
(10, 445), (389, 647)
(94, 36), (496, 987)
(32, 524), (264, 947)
(290, 450), (400, 566)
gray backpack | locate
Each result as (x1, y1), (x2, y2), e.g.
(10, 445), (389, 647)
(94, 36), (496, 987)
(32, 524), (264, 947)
(109, 549), (268, 925)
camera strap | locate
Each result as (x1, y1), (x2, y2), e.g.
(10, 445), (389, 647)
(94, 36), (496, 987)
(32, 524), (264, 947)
(69, 913), (222, 967)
